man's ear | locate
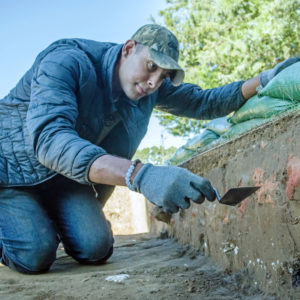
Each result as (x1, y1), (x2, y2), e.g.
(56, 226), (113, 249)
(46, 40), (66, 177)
(122, 40), (136, 58)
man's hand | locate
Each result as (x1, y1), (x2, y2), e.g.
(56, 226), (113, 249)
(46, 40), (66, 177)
(260, 57), (300, 88)
(132, 164), (216, 213)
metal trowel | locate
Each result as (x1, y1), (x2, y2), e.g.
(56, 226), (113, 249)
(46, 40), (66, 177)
(213, 186), (260, 206)
(152, 186), (260, 223)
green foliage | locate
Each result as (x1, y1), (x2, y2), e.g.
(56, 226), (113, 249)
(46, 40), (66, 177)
(133, 146), (177, 165)
(154, 0), (300, 136)
(154, 109), (204, 137)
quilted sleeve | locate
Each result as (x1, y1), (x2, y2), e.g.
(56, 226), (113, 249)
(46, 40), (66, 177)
(156, 79), (246, 120)
(27, 47), (106, 184)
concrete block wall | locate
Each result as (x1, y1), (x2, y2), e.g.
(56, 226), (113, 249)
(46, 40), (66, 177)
(149, 110), (300, 298)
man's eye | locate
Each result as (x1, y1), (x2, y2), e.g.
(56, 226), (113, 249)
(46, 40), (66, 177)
(148, 61), (157, 72)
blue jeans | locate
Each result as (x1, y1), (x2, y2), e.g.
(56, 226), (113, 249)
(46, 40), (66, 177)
(0, 175), (114, 274)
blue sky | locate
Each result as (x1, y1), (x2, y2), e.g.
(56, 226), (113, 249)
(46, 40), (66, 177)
(0, 0), (186, 149)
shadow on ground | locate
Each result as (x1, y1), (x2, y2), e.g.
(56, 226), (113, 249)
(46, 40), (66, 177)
(0, 234), (274, 300)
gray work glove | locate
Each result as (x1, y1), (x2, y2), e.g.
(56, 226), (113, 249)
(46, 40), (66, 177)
(260, 57), (300, 87)
(132, 163), (216, 213)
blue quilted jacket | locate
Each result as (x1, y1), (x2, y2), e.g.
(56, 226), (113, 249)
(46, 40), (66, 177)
(0, 38), (245, 187)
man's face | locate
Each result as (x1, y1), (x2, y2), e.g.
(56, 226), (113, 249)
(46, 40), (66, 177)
(118, 41), (172, 101)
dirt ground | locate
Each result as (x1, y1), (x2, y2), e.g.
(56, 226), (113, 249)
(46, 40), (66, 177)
(0, 233), (274, 300)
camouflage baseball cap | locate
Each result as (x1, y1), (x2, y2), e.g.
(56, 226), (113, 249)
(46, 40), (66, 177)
(131, 24), (184, 86)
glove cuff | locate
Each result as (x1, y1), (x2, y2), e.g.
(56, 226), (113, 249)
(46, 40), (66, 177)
(132, 163), (153, 193)
(259, 69), (271, 87)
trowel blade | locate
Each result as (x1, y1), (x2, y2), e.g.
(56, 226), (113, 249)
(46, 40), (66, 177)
(219, 186), (260, 206)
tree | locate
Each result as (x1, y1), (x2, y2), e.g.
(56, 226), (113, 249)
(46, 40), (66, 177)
(133, 146), (177, 165)
(154, 0), (300, 137)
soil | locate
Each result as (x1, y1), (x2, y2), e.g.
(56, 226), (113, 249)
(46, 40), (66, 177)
(0, 233), (273, 300)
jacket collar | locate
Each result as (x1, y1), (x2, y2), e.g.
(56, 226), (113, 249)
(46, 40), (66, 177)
(101, 44), (123, 109)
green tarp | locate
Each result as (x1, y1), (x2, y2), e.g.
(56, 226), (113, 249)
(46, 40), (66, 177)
(223, 118), (270, 139)
(183, 129), (219, 151)
(258, 62), (300, 101)
(230, 95), (294, 124)
(203, 117), (231, 135)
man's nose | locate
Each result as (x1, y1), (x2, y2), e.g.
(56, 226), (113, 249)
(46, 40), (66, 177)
(147, 72), (163, 89)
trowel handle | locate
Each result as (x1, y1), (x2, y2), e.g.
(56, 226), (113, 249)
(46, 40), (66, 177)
(213, 187), (221, 202)
(154, 187), (221, 223)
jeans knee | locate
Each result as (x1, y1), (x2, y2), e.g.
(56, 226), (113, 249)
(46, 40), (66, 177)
(69, 234), (114, 264)
(2, 239), (58, 274)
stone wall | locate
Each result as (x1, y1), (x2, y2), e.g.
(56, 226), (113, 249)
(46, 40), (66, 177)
(149, 110), (300, 298)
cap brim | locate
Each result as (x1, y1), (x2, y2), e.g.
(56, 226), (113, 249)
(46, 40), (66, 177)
(149, 48), (184, 86)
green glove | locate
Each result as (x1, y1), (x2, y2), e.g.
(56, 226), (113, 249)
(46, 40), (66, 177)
(132, 163), (216, 213)
(260, 57), (300, 87)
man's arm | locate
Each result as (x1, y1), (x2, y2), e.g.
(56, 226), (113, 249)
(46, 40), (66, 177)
(156, 75), (261, 120)
(156, 79), (246, 120)
(88, 154), (143, 186)
(28, 49), (108, 185)
(241, 75), (260, 100)
(89, 153), (216, 214)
